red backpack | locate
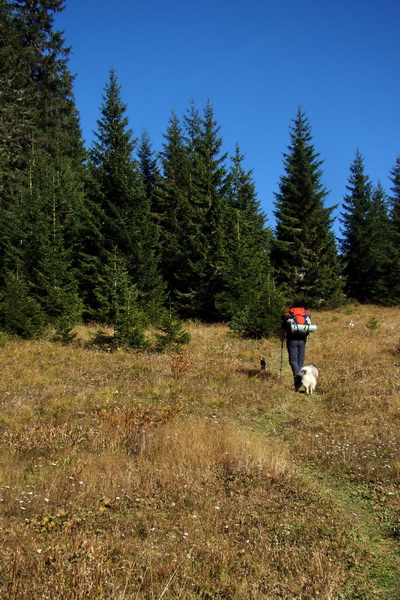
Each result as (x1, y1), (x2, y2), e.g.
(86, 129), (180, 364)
(284, 307), (312, 334)
(286, 307), (311, 325)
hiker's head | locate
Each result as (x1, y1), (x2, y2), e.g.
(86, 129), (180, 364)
(289, 295), (307, 308)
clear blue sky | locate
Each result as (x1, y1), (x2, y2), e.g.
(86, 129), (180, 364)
(55, 0), (400, 238)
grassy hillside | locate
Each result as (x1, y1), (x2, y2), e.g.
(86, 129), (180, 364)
(0, 305), (399, 599)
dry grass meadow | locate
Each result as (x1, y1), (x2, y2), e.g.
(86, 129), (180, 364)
(0, 305), (399, 599)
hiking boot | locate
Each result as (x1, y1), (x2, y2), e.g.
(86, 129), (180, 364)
(294, 375), (302, 392)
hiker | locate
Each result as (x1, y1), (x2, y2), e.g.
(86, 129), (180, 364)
(280, 306), (312, 392)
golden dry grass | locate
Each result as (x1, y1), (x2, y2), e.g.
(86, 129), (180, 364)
(0, 305), (399, 599)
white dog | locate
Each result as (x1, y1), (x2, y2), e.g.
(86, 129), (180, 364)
(300, 365), (319, 394)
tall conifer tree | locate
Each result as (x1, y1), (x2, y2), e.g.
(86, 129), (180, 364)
(272, 107), (342, 306)
(385, 157), (400, 302)
(138, 128), (161, 207)
(366, 183), (394, 303)
(178, 100), (228, 319)
(0, 0), (85, 334)
(389, 157), (400, 244)
(218, 146), (269, 313)
(87, 68), (165, 322)
(158, 111), (191, 307)
(218, 145), (285, 335)
(339, 150), (374, 302)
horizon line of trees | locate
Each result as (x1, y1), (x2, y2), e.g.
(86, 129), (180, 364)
(1, 0), (399, 345)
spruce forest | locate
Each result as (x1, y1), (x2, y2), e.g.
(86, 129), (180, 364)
(1, 1), (400, 346)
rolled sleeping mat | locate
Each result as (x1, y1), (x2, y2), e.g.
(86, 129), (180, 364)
(290, 323), (317, 334)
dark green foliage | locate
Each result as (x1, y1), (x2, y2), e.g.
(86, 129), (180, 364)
(228, 274), (286, 338)
(138, 128), (161, 207)
(116, 324), (148, 351)
(93, 249), (148, 350)
(36, 246), (83, 333)
(87, 69), (165, 323)
(0, 272), (45, 338)
(272, 107), (342, 307)
(52, 326), (77, 345)
(367, 183), (395, 303)
(153, 313), (191, 352)
(162, 100), (228, 320)
(158, 103), (236, 320)
(73, 177), (105, 321)
(365, 316), (380, 332)
(0, 0), (86, 332)
(340, 150), (373, 301)
(190, 102), (228, 320)
(0, 0), (32, 198)
(217, 145), (277, 330)
(157, 111), (192, 311)
(1, 0), (399, 339)
(88, 68), (138, 257)
(389, 157), (400, 236)
(33, 161), (83, 330)
(387, 157), (400, 303)
(0, 331), (7, 347)
(340, 152), (397, 303)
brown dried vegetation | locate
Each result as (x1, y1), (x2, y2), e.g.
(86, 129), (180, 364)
(0, 306), (399, 599)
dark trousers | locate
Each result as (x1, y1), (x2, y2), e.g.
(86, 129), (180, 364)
(287, 336), (307, 377)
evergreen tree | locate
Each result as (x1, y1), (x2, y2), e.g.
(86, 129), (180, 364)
(36, 198), (83, 332)
(158, 102), (228, 319)
(228, 271), (286, 338)
(217, 145), (272, 318)
(93, 247), (148, 349)
(153, 312), (191, 352)
(218, 145), (286, 337)
(0, 0), (33, 200)
(177, 100), (228, 319)
(385, 157), (400, 303)
(73, 170), (105, 321)
(88, 67), (139, 256)
(138, 128), (161, 207)
(389, 157), (400, 245)
(1, 0), (86, 331)
(3, 0), (84, 181)
(158, 111), (192, 311)
(198, 101), (228, 301)
(272, 107), (342, 306)
(87, 68), (165, 322)
(339, 150), (374, 302)
(366, 183), (394, 303)
(0, 271), (45, 338)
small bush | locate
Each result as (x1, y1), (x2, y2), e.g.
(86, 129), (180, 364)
(366, 316), (380, 332)
(52, 325), (78, 345)
(228, 278), (285, 338)
(1, 273), (45, 339)
(154, 313), (191, 352)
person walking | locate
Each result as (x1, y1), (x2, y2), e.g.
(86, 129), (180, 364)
(280, 306), (311, 392)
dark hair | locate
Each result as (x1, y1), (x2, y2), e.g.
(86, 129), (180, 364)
(289, 296), (307, 308)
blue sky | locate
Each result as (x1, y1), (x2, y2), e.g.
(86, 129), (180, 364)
(55, 0), (400, 238)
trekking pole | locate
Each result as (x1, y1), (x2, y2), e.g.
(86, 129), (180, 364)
(279, 340), (284, 382)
